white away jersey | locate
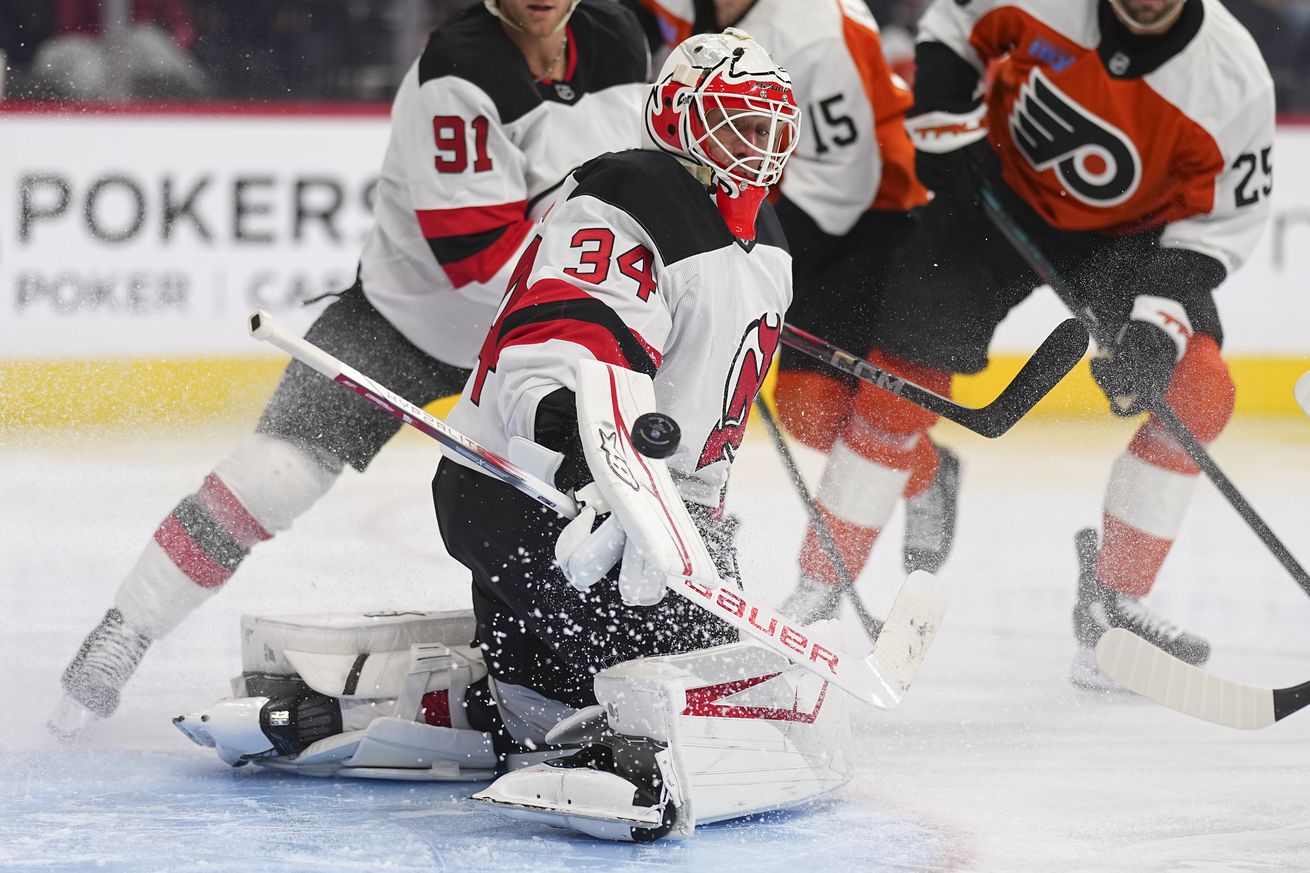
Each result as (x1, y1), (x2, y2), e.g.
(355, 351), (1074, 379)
(448, 149), (792, 507)
(358, 0), (650, 368)
(917, 0), (1275, 272)
(639, 0), (927, 236)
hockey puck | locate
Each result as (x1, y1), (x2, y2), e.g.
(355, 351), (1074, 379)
(631, 412), (681, 459)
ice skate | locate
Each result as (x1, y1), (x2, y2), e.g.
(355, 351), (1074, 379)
(903, 444), (961, 575)
(51, 608), (152, 737)
(1070, 528), (1210, 690)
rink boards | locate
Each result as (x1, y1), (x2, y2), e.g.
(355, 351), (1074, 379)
(1, 105), (1308, 427)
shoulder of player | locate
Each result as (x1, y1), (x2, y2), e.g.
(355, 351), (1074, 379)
(566, 150), (788, 263)
(1190, 0), (1274, 91)
(1145, 0), (1274, 131)
(417, 6), (540, 122)
(570, 0), (651, 85)
(738, 0), (844, 58)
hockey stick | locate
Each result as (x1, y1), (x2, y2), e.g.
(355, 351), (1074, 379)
(1095, 628), (1310, 729)
(780, 319), (1087, 439)
(247, 310), (945, 710)
(1295, 371), (1310, 419)
(979, 182), (1310, 597)
(753, 397), (884, 642)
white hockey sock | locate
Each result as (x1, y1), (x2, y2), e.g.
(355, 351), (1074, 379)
(114, 434), (339, 639)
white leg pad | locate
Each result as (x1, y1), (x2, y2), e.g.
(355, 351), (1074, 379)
(176, 610), (496, 779)
(597, 631), (850, 830)
(473, 630), (850, 840)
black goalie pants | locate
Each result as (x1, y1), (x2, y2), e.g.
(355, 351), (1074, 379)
(432, 457), (736, 709)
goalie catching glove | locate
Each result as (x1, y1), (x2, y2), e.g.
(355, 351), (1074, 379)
(551, 358), (721, 607)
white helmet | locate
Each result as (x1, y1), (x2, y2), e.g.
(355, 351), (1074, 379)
(484, 0), (582, 34)
(644, 29), (800, 239)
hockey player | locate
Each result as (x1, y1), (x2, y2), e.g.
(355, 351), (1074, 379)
(780, 0), (1274, 684)
(52, 0), (652, 734)
(430, 29), (851, 840)
(635, 0), (963, 626)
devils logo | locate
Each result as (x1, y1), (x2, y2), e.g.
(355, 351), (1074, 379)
(697, 313), (782, 469)
(1009, 69), (1141, 207)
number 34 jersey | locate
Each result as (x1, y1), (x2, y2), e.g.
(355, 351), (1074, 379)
(920, 0), (1274, 273)
(358, 1), (649, 369)
(448, 150), (792, 508)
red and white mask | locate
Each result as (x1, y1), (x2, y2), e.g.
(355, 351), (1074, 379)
(644, 29), (800, 240)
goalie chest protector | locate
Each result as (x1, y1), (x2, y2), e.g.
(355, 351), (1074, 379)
(451, 149), (792, 508)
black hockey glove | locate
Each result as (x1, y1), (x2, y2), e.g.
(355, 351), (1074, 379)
(910, 129), (1002, 207)
(1090, 295), (1192, 417)
(907, 42), (1002, 208)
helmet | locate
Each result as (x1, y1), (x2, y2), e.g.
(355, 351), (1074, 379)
(484, 0), (582, 34)
(644, 29), (800, 239)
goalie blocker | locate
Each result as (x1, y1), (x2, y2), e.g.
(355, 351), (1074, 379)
(173, 610), (851, 840)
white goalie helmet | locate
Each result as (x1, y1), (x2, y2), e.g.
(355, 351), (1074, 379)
(484, 0), (583, 33)
(644, 28), (801, 239)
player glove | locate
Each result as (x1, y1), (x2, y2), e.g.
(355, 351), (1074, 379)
(1090, 295), (1192, 417)
(905, 103), (1002, 206)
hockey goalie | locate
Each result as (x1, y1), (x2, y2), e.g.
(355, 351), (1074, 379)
(175, 29), (868, 842)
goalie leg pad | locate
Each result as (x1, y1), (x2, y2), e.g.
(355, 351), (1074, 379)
(177, 610), (498, 779)
(472, 632), (850, 841)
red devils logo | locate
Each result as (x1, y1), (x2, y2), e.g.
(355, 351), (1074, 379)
(697, 313), (781, 469)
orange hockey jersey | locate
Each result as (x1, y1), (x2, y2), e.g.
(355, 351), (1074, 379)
(917, 0), (1274, 273)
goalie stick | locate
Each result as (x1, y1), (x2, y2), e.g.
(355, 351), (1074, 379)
(979, 181), (1310, 598)
(247, 310), (946, 711)
(780, 319), (1087, 439)
(1296, 371), (1310, 419)
(1095, 628), (1310, 729)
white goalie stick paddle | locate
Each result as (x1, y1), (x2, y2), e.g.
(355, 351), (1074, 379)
(1295, 370), (1310, 419)
(1095, 628), (1310, 729)
(247, 311), (946, 710)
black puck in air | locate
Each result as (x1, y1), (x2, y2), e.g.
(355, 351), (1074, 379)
(631, 412), (681, 459)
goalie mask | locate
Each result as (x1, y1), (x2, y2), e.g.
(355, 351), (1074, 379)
(644, 28), (800, 240)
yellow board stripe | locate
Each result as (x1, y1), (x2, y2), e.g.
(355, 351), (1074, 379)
(1, 353), (1307, 431)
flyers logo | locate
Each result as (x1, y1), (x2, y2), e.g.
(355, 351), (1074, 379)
(1009, 69), (1141, 207)
(697, 312), (781, 469)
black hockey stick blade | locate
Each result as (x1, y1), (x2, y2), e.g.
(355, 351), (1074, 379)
(1096, 628), (1310, 729)
(780, 319), (1088, 438)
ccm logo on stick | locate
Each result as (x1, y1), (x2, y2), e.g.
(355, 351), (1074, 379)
(682, 579), (840, 674)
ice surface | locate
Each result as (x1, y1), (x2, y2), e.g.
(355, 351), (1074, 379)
(3, 415), (1309, 872)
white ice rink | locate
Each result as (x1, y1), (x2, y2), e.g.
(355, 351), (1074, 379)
(3, 413), (1309, 872)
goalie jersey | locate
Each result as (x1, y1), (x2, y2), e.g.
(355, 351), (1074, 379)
(447, 150), (792, 508)
(358, 0), (649, 369)
(637, 0), (927, 236)
(917, 0), (1275, 273)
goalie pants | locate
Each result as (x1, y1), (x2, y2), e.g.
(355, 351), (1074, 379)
(432, 458), (737, 710)
(777, 190), (1235, 596)
(112, 283), (472, 639)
